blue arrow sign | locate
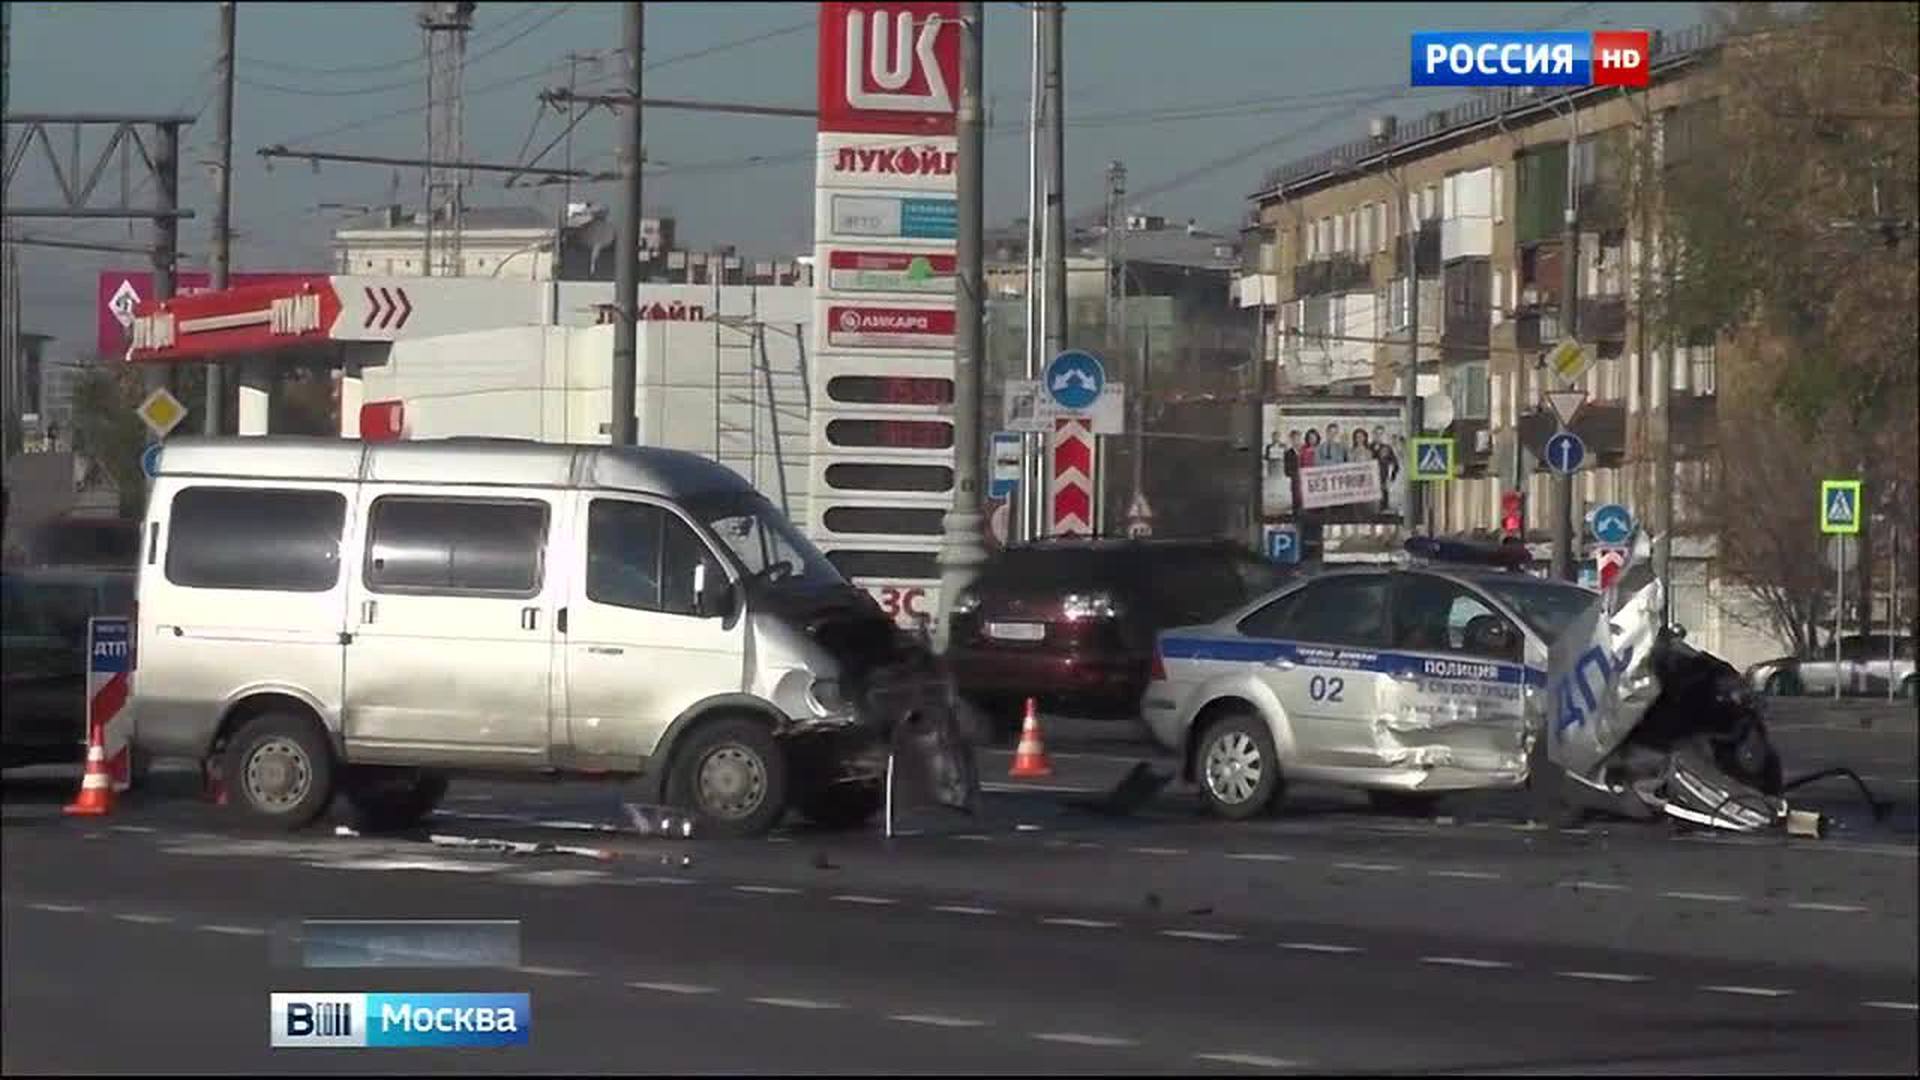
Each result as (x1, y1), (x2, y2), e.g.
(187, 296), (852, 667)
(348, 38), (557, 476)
(1545, 431), (1586, 476)
(1043, 349), (1106, 411)
(1264, 524), (1301, 565)
(140, 442), (165, 480)
(1589, 502), (1633, 545)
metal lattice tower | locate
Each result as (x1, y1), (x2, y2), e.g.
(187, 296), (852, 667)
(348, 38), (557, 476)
(420, 1), (475, 277)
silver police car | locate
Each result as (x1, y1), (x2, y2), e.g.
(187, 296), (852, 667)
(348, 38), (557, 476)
(1141, 540), (1598, 819)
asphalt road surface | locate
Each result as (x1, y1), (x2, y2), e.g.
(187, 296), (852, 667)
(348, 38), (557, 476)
(3, 700), (1914, 1074)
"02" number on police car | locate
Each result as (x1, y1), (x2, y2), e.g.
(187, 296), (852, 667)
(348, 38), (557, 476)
(1308, 674), (1345, 702)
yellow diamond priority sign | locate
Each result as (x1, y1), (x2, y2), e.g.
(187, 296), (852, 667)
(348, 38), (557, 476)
(137, 388), (187, 439)
(1545, 339), (1593, 386)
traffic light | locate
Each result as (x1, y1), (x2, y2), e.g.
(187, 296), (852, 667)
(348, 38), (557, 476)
(1500, 489), (1525, 538)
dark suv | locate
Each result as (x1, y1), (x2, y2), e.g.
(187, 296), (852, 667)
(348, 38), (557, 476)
(946, 538), (1287, 736)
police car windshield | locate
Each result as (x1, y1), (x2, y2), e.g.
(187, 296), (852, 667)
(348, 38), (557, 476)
(1473, 577), (1597, 644)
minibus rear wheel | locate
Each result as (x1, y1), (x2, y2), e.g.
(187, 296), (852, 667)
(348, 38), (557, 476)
(223, 712), (335, 831)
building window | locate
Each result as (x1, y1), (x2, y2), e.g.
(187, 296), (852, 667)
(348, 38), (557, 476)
(1492, 165), (1505, 223)
(1421, 184), (1440, 221)
(1688, 342), (1717, 396)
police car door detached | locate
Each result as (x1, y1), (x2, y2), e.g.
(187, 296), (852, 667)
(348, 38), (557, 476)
(1379, 573), (1532, 786)
(1236, 573), (1398, 772)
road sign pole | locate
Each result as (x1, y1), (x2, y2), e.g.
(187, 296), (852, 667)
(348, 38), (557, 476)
(1834, 542), (1844, 701)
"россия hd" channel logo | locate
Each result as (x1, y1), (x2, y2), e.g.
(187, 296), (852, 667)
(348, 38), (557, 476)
(270, 993), (530, 1048)
(1412, 30), (1650, 88)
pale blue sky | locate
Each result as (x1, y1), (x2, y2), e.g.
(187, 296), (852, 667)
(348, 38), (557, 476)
(6, 0), (1706, 351)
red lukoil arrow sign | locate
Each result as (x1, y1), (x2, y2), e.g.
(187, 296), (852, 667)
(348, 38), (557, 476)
(127, 278), (341, 363)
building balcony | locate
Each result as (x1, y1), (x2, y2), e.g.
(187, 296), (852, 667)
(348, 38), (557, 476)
(1577, 296), (1629, 342)
(1629, 392), (1718, 455)
(1518, 401), (1627, 462)
(1292, 255), (1372, 297)
(1442, 314), (1491, 364)
(1441, 217), (1494, 262)
(1395, 223), (1442, 278)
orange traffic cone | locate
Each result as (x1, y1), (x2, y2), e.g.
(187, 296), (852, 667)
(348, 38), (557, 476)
(1008, 698), (1054, 779)
(64, 726), (116, 817)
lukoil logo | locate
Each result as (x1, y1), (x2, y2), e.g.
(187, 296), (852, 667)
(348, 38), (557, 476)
(271, 993), (530, 1048)
(1411, 30), (1650, 88)
(819, 2), (960, 135)
(844, 7), (951, 114)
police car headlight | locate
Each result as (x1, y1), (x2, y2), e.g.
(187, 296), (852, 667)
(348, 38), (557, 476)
(1062, 592), (1120, 620)
(807, 677), (851, 717)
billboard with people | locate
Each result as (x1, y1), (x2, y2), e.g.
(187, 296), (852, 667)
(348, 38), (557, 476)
(1261, 398), (1409, 524)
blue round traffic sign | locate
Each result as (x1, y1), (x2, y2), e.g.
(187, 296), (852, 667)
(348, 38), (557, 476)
(1544, 431), (1586, 476)
(140, 442), (165, 480)
(1590, 502), (1633, 545)
(1043, 349), (1106, 411)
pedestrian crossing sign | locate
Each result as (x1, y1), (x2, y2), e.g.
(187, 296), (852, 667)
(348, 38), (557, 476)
(1820, 479), (1862, 535)
(1411, 437), (1454, 482)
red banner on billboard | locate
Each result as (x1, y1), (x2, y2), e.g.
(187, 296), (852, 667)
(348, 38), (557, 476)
(818, 2), (961, 136)
(127, 278), (342, 363)
(825, 304), (956, 350)
(97, 270), (323, 358)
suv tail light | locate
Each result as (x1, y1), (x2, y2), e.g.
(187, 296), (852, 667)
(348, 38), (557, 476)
(1149, 645), (1168, 682)
(1061, 591), (1120, 621)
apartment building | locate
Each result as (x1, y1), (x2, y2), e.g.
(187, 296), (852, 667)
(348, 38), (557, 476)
(1236, 26), (1790, 665)
(1241, 26), (1723, 537)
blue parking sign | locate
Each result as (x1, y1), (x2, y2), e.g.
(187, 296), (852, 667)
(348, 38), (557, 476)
(1264, 524), (1301, 565)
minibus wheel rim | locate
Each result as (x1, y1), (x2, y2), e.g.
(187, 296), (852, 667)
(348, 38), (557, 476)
(245, 738), (312, 811)
(697, 745), (767, 819)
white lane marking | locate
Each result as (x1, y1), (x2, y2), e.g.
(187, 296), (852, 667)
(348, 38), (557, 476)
(1701, 985), (1794, 998)
(750, 997), (844, 1011)
(951, 834), (994, 842)
(27, 902), (87, 913)
(113, 913), (174, 925)
(1421, 956), (1513, 970)
(1128, 846), (1186, 856)
(1195, 1052), (1303, 1069)
(627, 981), (717, 995)
(197, 924), (267, 937)
(108, 824), (156, 834)
(1557, 880), (1629, 892)
(766, 836), (794, 845)
(516, 965), (588, 978)
(830, 895), (897, 906)
(627, 876), (696, 886)
(1333, 861), (1402, 873)
(933, 904), (997, 916)
(1428, 869), (1503, 880)
(1556, 970), (1651, 984)
(1279, 942), (1363, 954)
(1042, 917), (1119, 929)
(1788, 901), (1868, 913)
(1863, 1000), (1919, 1012)
(1160, 929), (1241, 942)
(1226, 852), (1294, 863)
(732, 885), (800, 896)
(1662, 891), (1743, 904)
(1033, 1032), (1136, 1047)
(890, 1014), (988, 1028)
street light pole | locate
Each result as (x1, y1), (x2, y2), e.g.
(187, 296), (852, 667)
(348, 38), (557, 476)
(933, 1), (988, 653)
(610, 1), (643, 447)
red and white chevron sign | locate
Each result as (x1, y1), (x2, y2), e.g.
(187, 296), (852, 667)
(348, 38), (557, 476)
(87, 617), (134, 792)
(1049, 418), (1094, 536)
(362, 285), (414, 330)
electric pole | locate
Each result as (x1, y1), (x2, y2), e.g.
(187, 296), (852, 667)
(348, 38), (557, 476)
(934, 0), (987, 653)
(1018, 4), (1043, 543)
(1402, 169), (1422, 538)
(1552, 107), (1580, 582)
(1041, 2), (1066, 364)
(610, 1), (643, 446)
(206, 0), (235, 435)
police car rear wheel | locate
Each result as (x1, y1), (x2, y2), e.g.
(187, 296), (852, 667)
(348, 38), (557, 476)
(1197, 714), (1281, 820)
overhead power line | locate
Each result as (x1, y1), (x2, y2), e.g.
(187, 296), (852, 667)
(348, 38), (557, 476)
(240, 2), (549, 76)
(238, 5), (573, 96)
